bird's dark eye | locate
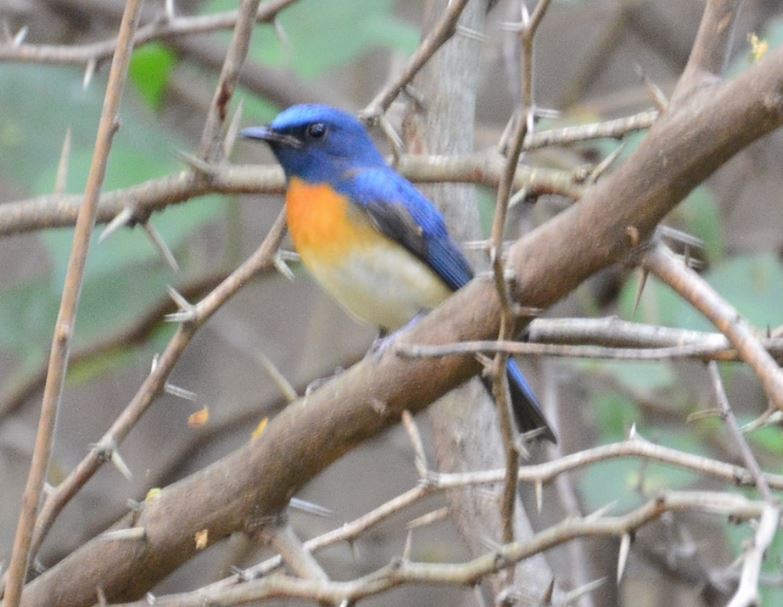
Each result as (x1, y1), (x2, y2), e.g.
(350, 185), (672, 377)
(306, 122), (327, 139)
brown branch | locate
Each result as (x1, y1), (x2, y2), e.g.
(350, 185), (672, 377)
(0, 157), (577, 237)
(362, 0), (470, 121)
(196, 433), (783, 599)
(397, 334), (783, 362)
(196, 0), (261, 161)
(0, 0), (298, 66)
(642, 242), (783, 412)
(672, 0), (742, 103)
(113, 491), (767, 607)
(16, 31), (783, 607)
(2, 2), (144, 606)
(489, 0), (554, 556)
(522, 110), (658, 150)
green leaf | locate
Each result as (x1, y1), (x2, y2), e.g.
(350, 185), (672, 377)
(130, 43), (177, 109)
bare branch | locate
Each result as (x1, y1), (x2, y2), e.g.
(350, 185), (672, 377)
(196, 0), (263, 161)
(0, 0), (298, 66)
(707, 362), (772, 500)
(673, 0), (743, 103)
(0, 156), (578, 237)
(523, 110), (658, 150)
(642, 242), (783, 413)
(397, 334), (783, 362)
(112, 491), (767, 607)
(3, 2), (144, 605)
(362, 0), (470, 122)
(729, 504), (780, 607)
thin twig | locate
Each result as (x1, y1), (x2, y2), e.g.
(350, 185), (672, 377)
(2, 2), (144, 606)
(112, 491), (768, 607)
(728, 504), (780, 607)
(150, 434), (783, 602)
(672, 0), (742, 104)
(261, 523), (330, 583)
(707, 362), (773, 500)
(523, 110), (658, 150)
(707, 361), (780, 606)
(0, 0), (298, 66)
(489, 0), (554, 556)
(197, 0), (262, 161)
(397, 335), (783, 362)
(362, 0), (470, 122)
(642, 242), (783, 413)
(0, 156), (578, 237)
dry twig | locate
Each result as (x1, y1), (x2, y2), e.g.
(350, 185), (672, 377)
(3, 2), (144, 605)
(113, 491), (768, 607)
(642, 242), (783, 413)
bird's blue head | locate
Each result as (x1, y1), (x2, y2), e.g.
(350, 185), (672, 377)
(240, 104), (386, 183)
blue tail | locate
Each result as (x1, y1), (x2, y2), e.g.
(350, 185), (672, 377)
(482, 359), (556, 442)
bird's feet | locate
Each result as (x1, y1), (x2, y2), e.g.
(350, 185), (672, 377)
(368, 311), (429, 359)
(305, 366), (346, 395)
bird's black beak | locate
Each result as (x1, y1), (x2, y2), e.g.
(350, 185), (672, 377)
(239, 126), (302, 148)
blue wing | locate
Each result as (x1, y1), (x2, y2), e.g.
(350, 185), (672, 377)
(336, 167), (556, 442)
(335, 167), (473, 291)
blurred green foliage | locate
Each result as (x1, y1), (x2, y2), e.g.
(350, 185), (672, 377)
(130, 43), (177, 109)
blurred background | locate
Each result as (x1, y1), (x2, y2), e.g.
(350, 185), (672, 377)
(1, 0), (783, 605)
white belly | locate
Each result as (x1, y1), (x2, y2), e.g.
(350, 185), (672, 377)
(305, 244), (453, 331)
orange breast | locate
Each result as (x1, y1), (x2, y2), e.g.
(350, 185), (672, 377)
(286, 177), (380, 262)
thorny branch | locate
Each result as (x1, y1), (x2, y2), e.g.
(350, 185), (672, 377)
(88, 429), (783, 604)
(0, 0), (298, 66)
(23, 211), (287, 577)
(115, 491), (769, 607)
(642, 242), (783, 412)
(488, 0), (554, 560)
(362, 0), (470, 121)
(3, 2), (144, 606)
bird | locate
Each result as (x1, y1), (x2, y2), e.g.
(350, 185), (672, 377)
(240, 104), (555, 442)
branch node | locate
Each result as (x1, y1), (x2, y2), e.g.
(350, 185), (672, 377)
(164, 285), (197, 323)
